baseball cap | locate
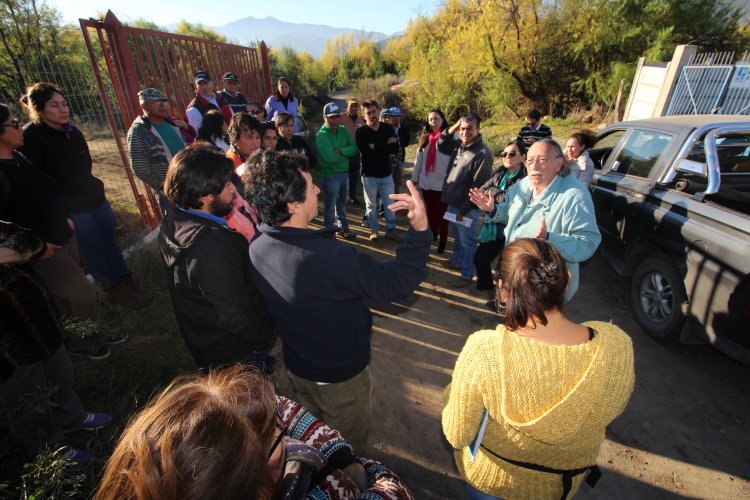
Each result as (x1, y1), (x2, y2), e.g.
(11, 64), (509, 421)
(193, 70), (211, 84)
(323, 102), (341, 117)
(222, 72), (239, 82)
(138, 88), (168, 104)
(389, 107), (401, 116)
(380, 108), (392, 117)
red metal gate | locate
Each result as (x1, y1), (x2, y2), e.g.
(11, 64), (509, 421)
(79, 10), (272, 229)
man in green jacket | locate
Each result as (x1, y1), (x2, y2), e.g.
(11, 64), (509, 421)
(317, 103), (359, 240)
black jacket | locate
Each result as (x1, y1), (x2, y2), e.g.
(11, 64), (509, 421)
(20, 123), (105, 214)
(356, 123), (399, 178)
(438, 132), (494, 215)
(158, 208), (275, 369)
(276, 135), (317, 167)
(0, 153), (73, 245)
(249, 224), (431, 383)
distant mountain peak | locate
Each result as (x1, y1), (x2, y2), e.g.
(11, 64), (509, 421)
(210, 16), (389, 58)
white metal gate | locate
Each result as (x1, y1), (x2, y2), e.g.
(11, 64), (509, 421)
(666, 51), (750, 116)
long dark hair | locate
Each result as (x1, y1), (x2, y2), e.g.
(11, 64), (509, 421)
(21, 82), (69, 125)
(417, 108), (448, 151)
(273, 77), (294, 101)
(197, 109), (227, 143)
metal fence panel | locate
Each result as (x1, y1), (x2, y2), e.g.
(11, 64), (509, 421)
(79, 11), (272, 228)
(666, 50), (750, 117)
(666, 66), (734, 115)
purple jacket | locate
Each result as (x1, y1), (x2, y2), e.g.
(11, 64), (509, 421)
(265, 95), (300, 131)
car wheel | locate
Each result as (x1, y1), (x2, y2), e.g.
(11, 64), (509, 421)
(630, 254), (687, 342)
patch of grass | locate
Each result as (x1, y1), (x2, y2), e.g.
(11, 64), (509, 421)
(0, 241), (195, 496)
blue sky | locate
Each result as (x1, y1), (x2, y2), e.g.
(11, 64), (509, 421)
(51, 0), (438, 35)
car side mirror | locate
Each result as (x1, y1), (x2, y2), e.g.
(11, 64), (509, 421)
(674, 159), (707, 177)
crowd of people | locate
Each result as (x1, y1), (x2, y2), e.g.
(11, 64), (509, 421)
(0, 71), (635, 499)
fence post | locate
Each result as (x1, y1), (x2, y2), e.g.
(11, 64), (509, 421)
(653, 44), (698, 118)
(103, 10), (141, 124)
(260, 41), (272, 98)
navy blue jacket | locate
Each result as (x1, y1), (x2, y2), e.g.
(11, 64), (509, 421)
(249, 224), (431, 383)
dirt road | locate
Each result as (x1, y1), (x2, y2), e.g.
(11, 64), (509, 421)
(276, 176), (750, 499)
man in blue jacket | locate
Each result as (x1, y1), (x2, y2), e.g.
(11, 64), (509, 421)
(244, 150), (431, 451)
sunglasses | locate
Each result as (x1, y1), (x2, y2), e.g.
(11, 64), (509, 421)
(267, 408), (287, 459)
(500, 151), (518, 158)
(1, 118), (21, 130)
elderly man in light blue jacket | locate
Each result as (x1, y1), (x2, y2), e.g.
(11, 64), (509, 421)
(470, 138), (601, 301)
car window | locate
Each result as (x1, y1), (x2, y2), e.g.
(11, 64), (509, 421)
(610, 130), (674, 178)
(686, 133), (750, 174)
(590, 130), (625, 170)
(677, 131), (750, 214)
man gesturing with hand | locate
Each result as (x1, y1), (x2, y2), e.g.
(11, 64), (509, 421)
(245, 150), (431, 452)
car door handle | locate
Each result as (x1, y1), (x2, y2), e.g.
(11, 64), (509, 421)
(626, 190), (644, 200)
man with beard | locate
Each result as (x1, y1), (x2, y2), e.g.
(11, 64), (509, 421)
(158, 145), (275, 373)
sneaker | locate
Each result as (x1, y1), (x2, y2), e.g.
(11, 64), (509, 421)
(361, 216), (369, 227)
(62, 447), (93, 465)
(65, 337), (110, 360)
(69, 412), (111, 431)
(385, 231), (404, 243)
(339, 231), (357, 241)
(369, 232), (379, 242)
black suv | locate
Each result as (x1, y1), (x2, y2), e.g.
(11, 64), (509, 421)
(589, 115), (750, 365)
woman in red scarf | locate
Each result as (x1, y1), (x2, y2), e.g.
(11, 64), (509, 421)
(411, 108), (451, 253)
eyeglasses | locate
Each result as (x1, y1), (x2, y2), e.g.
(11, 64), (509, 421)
(500, 151), (517, 158)
(0, 118), (21, 130)
(526, 156), (560, 165)
(267, 408), (287, 459)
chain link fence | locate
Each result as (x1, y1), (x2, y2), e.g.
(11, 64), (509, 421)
(1, 25), (145, 237)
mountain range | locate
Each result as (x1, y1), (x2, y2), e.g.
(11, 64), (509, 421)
(169, 16), (391, 58)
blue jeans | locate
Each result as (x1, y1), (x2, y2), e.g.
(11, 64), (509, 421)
(348, 153), (361, 199)
(321, 172), (350, 231)
(363, 176), (395, 233)
(449, 206), (480, 280)
(465, 483), (504, 500)
(70, 200), (129, 290)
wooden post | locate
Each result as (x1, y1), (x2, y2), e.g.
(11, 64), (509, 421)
(613, 79), (626, 123)
(260, 41), (272, 98)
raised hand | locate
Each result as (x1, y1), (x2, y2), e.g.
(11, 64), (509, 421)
(388, 180), (429, 231)
(468, 187), (494, 213)
(534, 217), (548, 240)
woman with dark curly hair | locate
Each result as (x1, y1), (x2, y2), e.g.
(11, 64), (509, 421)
(443, 238), (635, 500)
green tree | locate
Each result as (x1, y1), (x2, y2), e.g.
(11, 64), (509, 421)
(0, 0), (64, 102)
(397, 0), (749, 118)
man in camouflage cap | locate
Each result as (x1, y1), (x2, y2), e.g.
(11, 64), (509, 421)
(127, 88), (186, 195)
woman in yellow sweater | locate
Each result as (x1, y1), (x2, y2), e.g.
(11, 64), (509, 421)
(442, 238), (635, 499)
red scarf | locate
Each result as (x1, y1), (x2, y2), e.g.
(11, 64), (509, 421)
(425, 130), (441, 175)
